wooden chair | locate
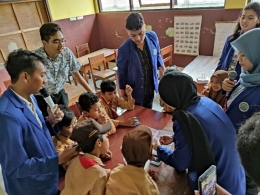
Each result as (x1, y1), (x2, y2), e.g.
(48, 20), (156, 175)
(69, 102), (82, 119)
(161, 45), (173, 66)
(89, 54), (116, 92)
(75, 43), (90, 57)
(68, 43), (91, 85)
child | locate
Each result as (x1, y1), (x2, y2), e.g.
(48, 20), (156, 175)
(61, 119), (111, 195)
(100, 80), (134, 119)
(201, 70), (228, 108)
(106, 125), (159, 195)
(78, 92), (137, 133)
(52, 105), (77, 169)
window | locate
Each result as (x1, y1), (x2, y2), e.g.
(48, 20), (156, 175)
(99, 0), (225, 12)
(173, 0), (225, 8)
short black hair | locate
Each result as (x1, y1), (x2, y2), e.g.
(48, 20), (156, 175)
(78, 92), (99, 112)
(5, 49), (46, 83)
(100, 80), (116, 93)
(40, 23), (62, 42)
(126, 12), (144, 30)
(80, 133), (103, 153)
(237, 112), (260, 186)
(57, 105), (75, 131)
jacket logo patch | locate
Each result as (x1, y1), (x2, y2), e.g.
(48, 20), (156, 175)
(239, 102), (249, 112)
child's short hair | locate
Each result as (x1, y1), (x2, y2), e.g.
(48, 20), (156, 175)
(57, 105), (75, 130)
(122, 125), (152, 167)
(100, 80), (116, 93)
(71, 119), (110, 153)
(78, 92), (99, 112)
(164, 66), (178, 75)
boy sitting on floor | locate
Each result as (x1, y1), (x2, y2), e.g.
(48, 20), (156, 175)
(61, 119), (111, 195)
(99, 80), (135, 120)
(106, 125), (159, 195)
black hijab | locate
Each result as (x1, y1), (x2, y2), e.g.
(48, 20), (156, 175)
(159, 71), (215, 177)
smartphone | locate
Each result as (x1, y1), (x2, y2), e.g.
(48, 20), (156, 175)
(150, 155), (162, 167)
(198, 165), (217, 195)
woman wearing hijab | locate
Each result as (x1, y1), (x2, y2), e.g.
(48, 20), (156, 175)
(201, 70), (228, 108)
(222, 28), (260, 195)
(153, 71), (245, 195)
(223, 28), (260, 132)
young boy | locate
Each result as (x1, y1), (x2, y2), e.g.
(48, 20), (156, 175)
(106, 125), (159, 195)
(100, 80), (135, 120)
(61, 119), (111, 195)
(77, 92), (117, 136)
(52, 105), (77, 169)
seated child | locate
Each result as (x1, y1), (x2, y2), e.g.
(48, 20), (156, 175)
(201, 70), (228, 108)
(61, 119), (111, 195)
(100, 80), (135, 119)
(52, 105), (77, 169)
(106, 125), (159, 195)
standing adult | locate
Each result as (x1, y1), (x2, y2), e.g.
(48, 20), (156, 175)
(222, 28), (260, 195)
(0, 49), (78, 195)
(117, 12), (165, 109)
(215, 2), (260, 80)
(34, 23), (93, 116)
(154, 71), (245, 195)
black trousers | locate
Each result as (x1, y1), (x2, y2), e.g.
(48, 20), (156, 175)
(35, 89), (68, 117)
(136, 92), (154, 109)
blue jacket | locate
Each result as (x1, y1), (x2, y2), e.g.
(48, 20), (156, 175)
(117, 31), (164, 105)
(157, 97), (245, 195)
(0, 88), (59, 195)
(215, 35), (241, 80)
(226, 81), (260, 132)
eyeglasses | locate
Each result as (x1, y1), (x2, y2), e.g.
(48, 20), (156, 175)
(51, 39), (66, 45)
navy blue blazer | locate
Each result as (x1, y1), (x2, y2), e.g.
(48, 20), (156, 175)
(215, 35), (241, 80)
(0, 88), (59, 195)
(117, 31), (164, 104)
(157, 97), (245, 195)
(226, 81), (260, 132)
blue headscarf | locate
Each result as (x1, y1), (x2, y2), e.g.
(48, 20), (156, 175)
(231, 28), (260, 87)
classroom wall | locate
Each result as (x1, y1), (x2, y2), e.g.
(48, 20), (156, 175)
(96, 8), (241, 67)
(55, 14), (102, 55)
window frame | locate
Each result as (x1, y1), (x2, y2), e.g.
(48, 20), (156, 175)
(98, 0), (225, 13)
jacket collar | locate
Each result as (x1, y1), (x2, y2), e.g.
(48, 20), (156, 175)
(5, 88), (44, 131)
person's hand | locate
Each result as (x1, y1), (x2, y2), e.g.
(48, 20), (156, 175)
(125, 85), (133, 96)
(222, 78), (236, 92)
(100, 150), (112, 159)
(159, 135), (173, 145)
(194, 184), (231, 195)
(121, 118), (136, 127)
(58, 145), (79, 165)
(153, 139), (161, 150)
(147, 169), (157, 180)
(48, 105), (64, 126)
(97, 112), (109, 124)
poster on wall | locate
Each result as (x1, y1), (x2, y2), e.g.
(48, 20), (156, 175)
(174, 15), (202, 56)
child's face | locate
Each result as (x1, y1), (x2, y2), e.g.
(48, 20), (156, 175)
(100, 134), (109, 154)
(210, 76), (221, 92)
(238, 51), (253, 71)
(61, 117), (77, 137)
(103, 90), (116, 102)
(85, 101), (102, 120)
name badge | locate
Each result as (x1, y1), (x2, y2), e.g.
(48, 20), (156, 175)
(153, 49), (157, 55)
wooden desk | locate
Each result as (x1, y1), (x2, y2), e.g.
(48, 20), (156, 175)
(182, 55), (219, 93)
(64, 83), (85, 106)
(104, 106), (192, 195)
(77, 48), (116, 81)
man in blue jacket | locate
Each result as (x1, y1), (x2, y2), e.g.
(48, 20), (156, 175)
(117, 12), (165, 108)
(0, 49), (78, 195)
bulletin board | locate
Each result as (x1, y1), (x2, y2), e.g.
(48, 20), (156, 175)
(174, 15), (202, 56)
(46, 0), (95, 21)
